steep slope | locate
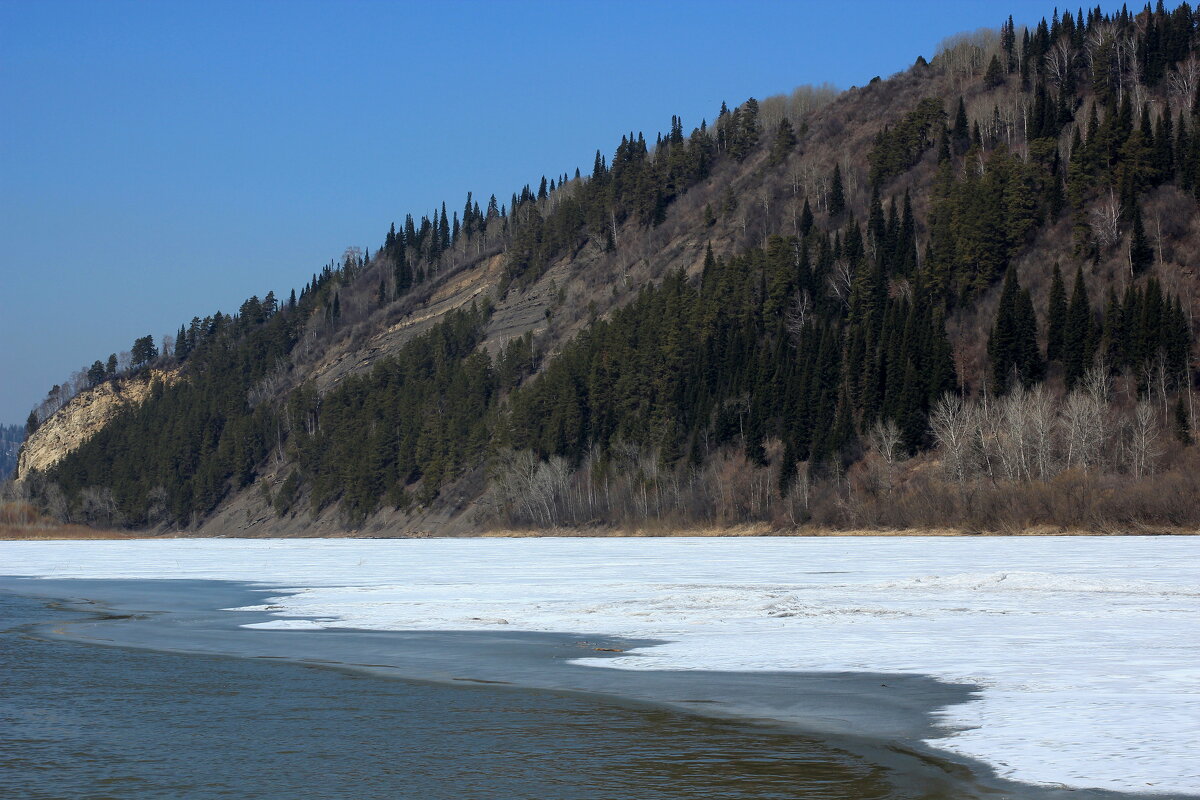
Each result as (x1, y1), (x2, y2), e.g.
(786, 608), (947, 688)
(16, 370), (178, 479)
(23, 2), (1200, 534)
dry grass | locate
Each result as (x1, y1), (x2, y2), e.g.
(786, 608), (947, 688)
(475, 523), (1197, 538)
(0, 524), (159, 540)
(4, 522), (1193, 541)
(0, 500), (168, 540)
(479, 522), (776, 538)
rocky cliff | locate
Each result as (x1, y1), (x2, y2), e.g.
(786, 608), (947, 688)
(16, 370), (179, 480)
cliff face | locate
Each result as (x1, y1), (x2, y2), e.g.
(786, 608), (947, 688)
(16, 370), (179, 480)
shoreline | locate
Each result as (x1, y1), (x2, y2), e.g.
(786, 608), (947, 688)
(0, 575), (1163, 800)
(4, 522), (1198, 540)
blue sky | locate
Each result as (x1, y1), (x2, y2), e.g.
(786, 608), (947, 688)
(1, 0), (1061, 423)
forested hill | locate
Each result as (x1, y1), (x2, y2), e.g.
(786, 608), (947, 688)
(17, 2), (1200, 534)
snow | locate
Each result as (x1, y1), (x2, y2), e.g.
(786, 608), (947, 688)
(2, 535), (1198, 794)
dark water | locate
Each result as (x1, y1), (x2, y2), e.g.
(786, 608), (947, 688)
(0, 590), (924, 800)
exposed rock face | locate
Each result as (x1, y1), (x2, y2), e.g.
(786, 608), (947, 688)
(15, 370), (180, 480)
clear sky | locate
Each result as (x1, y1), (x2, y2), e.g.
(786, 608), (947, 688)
(1, 0), (1062, 424)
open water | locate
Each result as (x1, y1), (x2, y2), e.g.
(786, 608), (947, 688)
(1, 589), (938, 800)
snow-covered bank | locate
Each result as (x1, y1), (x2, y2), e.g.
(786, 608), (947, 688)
(2, 536), (1196, 794)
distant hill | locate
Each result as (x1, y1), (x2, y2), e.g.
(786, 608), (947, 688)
(0, 424), (24, 482)
(18, 2), (1200, 534)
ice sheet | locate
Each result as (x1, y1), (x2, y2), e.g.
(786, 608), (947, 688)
(2, 536), (1196, 794)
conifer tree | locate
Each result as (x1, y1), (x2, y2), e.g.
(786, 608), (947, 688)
(87, 360), (107, 387)
(1129, 201), (1154, 275)
(1175, 396), (1194, 445)
(799, 198), (813, 235)
(1046, 263), (1068, 361)
(952, 97), (969, 152)
(769, 118), (797, 165)
(988, 268), (1043, 392)
(984, 54), (1006, 88)
(829, 164), (846, 216)
(393, 236), (411, 296)
(1064, 266), (1095, 389)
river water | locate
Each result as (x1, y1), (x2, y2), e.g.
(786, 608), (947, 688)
(0, 586), (959, 800)
(1, 579), (1161, 800)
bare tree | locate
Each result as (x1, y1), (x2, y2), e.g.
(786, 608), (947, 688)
(79, 486), (120, 528)
(1127, 401), (1163, 478)
(868, 418), (904, 465)
(973, 391), (1001, 481)
(43, 482), (70, 523)
(1061, 390), (1105, 470)
(1090, 188), (1123, 248)
(785, 290), (813, 342)
(997, 384), (1034, 481)
(828, 258), (854, 307)
(930, 393), (977, 483)
(1168, 55), (1200, 105)
(783, 461), (812, 525)
(1026, 384), (1057, 480)
(248, 356), (291, 407)
(936, 28), (999, 84)
(1045, 38), (1075, 87)
(1085, 23), (1115, 72)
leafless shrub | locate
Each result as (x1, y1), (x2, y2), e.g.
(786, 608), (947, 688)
(79, 487), (121, 528)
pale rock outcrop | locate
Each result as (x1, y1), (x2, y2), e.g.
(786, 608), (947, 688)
(16, 369), (180, 479)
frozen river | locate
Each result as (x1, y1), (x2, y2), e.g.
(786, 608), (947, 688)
(2, 535), (1197, 795)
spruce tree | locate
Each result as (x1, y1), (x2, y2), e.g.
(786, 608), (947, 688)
(989, 268), (1043, 392)
(829, 164), (846, 217)
(1064, 266), (1094, 389)
(799, 198), (814, 235)
(952, 97), (969, 152)
(1046, 263), (1068, 361)
(1015, 286), (1045, 385)
(1129, 202), (1154, 273)
(393, 238), (411, 297)
(984, 54), (1006, 88)
(1175, 396), (1193, 445)
(769, 118), (797, 165)
(87, 360), (107, 387)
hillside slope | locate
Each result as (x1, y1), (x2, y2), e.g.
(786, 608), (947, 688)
(20, 3), (1200, 534)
